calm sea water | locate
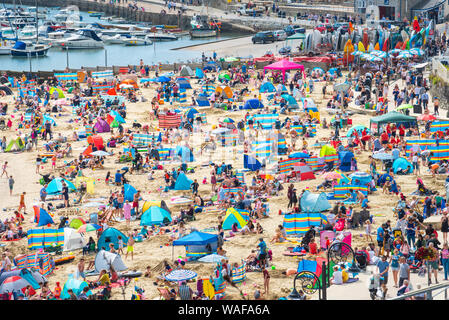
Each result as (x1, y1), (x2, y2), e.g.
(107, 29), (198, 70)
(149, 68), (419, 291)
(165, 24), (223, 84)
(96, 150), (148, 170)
(0, 5), (234, 71)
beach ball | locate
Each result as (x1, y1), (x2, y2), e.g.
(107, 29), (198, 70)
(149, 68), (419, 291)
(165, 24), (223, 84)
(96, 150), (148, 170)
(160, 246), (163, 248)
(69, 252), (73, 255)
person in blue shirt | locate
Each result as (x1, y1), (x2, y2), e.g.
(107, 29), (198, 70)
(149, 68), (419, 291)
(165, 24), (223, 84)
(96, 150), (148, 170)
(361, 198), (368, 209)
(257, 238), (268, 268)
(40, 185), (47, 202)
(377, 224), (385, 248)
(114, 170), (122, 186)
(376, 255), (390, 285)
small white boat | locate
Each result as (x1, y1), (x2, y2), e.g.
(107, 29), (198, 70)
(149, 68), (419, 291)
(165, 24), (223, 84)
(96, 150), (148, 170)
(145, 31), (177, 41)
(0, 40), (12, 55)
(190, 29), (217, 38)
(101, 34), (126, 44)
(54, 29), (104, 49)
(123, 36), (152, 46)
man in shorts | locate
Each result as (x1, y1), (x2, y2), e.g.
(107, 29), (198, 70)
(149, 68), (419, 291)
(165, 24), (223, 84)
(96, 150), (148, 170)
(126, 233), (135, 261)
(376, 255), (390, 285)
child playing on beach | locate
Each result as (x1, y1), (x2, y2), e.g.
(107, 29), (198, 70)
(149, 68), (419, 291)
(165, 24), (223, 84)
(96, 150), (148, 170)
(117, 236), (124, 255)
(126, 233), (135, 260)
(365, 219), (373, 242)
(105, 171), (110, 185)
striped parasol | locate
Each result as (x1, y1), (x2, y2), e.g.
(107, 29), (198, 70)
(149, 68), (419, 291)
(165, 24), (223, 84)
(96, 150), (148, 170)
(165, 269), (198, 282)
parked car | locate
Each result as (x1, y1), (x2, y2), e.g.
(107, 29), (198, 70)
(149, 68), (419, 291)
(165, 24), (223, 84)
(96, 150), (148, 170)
(315, 24), (333, 33)
(252, 31), (275, 44)
(279, 46), (291, 55)
(273, 30), (287, 41)
(333, 22), (349, 34)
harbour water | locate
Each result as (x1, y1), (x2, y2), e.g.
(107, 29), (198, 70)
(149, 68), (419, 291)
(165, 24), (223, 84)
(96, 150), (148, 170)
(0, 5), (234, 71)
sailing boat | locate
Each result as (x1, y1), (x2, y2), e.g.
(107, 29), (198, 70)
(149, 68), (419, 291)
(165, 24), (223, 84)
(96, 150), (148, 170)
(10, 0), (50, 57)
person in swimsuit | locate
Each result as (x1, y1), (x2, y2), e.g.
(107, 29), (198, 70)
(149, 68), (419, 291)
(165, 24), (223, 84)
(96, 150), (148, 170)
(441, 212), (449, 244)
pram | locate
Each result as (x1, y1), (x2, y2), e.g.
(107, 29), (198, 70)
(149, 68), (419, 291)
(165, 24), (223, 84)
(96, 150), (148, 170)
(407, 250), (422, 273)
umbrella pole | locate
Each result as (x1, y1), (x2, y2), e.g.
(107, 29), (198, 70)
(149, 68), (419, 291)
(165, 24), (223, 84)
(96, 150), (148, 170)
(172, 245), (174, 262)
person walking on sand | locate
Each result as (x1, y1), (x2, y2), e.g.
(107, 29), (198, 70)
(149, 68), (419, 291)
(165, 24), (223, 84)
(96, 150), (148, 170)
(1, 161), (8, 178)
(126, 233), (135, 260)
(8, 175), (14, 196)
(123, 200), (132, 228)
(18, 192), (26, 214)
(262, 265), (270, 295)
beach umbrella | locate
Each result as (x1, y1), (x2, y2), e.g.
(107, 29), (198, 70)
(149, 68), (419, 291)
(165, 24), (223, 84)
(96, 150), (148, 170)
(396, 103), (413, 110)
(322, 171), (342, 180)
(90, 150), (111, 156)
(77, 223), (102, 233)
(351, 51), (363, 56)
(198, 254), (227, 263)
(165, 269), (197, 282)
(218, 73), (231, 81)
(389, 48), (402, 55)
(259, 174), (274, 180)
(371, 50), (388, 58)
(154, 76), (171, 82)
(418, 114), (437, 121)
(372, 152), (394, 160)
(409, 48), (425, 56)
(397, 51), (413, 59)
(0, 276), (30, 293)
(221, 117), (234, 123)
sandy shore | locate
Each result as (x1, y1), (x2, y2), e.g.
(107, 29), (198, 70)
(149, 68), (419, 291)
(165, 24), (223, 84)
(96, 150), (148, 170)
(0, 60), (447, 301)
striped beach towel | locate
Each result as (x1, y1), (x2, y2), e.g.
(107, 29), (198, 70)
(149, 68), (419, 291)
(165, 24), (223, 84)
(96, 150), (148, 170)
(231, 261), (247, 284)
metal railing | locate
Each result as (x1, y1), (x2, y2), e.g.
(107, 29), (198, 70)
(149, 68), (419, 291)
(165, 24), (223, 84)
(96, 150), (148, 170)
(389, 281), (449, 300)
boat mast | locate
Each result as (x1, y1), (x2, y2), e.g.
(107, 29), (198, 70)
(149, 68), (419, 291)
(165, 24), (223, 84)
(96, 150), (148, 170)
(35, 0), (38, 43)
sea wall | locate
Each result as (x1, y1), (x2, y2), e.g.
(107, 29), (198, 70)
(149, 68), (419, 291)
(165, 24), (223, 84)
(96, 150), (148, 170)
(430, 58), (449, 116)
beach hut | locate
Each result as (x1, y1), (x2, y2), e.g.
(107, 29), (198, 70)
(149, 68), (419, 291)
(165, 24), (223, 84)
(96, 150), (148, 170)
(222, 208), (249, 230)
(140, 206), (172, 226)
(174, 172), (193, 191)
(263, 59), (305, 83)
(173, 231), (218, 260)
(94, 250), (127, 273)
(97, 227), (128, 251)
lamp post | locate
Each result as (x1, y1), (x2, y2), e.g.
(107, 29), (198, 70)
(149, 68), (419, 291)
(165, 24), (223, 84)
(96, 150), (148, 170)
(105, 48), (108, 67)
(66, 45), (69, 69)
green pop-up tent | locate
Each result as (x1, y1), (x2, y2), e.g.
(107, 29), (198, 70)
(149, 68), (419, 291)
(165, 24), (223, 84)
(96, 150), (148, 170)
(370, 111), (417, 134)
(5, 137), (24, 152)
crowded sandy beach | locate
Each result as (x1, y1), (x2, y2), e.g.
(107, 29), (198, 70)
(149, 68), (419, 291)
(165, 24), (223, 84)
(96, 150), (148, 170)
(0, 0), (449, 303)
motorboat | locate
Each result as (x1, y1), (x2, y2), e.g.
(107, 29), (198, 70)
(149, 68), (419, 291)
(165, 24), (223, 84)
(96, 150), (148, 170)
(39, 30), (73, 45)
(123, 36), (152, 46)
(189, 29), (217, 38)
(0, 40), (13, 55)
(101, 34), (126, 44)
(18, 25), (37, 41)
(10, 41), (49, 57)
(54, 29), (104, 49)
(145, 31), (177, 41)
(88, 11), (104, 18)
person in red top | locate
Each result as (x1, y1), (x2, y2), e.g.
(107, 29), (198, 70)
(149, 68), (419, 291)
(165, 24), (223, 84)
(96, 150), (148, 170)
(399, 124), (405, 139)
(309, 237), (318, 254)
(386, 123), (391, 136)
(54, 282), (61, 299)
(381, 131), (389, 146)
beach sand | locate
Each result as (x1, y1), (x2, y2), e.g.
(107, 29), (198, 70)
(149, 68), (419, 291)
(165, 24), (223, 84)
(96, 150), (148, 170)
(0, 65), (446, 300)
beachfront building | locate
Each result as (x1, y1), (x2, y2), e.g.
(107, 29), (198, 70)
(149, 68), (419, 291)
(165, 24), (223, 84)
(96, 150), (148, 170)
(355, 0), (448, 23)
